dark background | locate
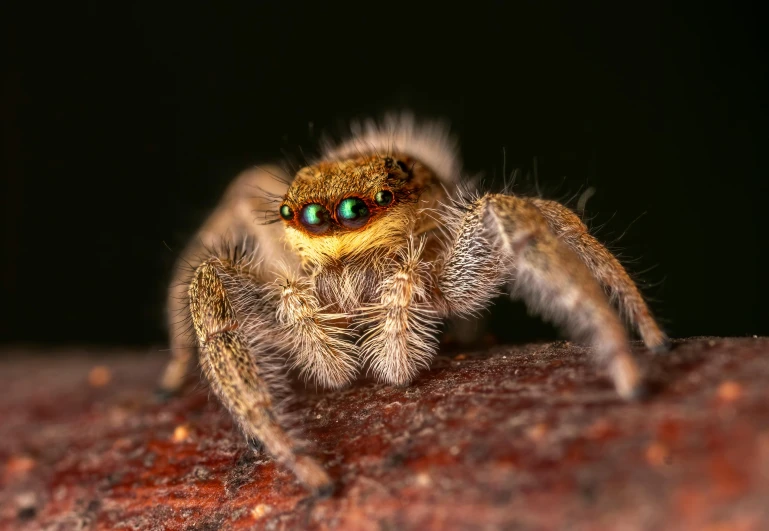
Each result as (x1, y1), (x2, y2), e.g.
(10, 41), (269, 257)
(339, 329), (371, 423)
(2, 1), (767, 348)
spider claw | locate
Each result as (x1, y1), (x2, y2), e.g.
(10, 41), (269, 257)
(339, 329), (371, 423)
(293, 454), (333, 495)
(153, 387), (177, 404)
(246, 436), (265, 454)
(650, 335), (673, 354)
(312, 481), (335, 499)
(625, 381), (650, 401)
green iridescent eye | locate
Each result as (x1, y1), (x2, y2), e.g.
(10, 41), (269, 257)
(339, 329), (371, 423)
(279, 204), (293, 220)
(336, 197), (370, 228)
(374, 190), (393, 206)
(300, 203), (331, 234)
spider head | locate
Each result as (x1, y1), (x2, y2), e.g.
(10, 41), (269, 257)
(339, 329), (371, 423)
(279, 155), (423, 235)
(280, 155), (438, 263)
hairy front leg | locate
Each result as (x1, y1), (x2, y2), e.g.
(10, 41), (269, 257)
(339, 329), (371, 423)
(436, 194), (645, 399)
(529, 198), (669, 351)
(276, 273), (358, 388)
(359, 239), (439, 385)
(190, 257), (331, 492)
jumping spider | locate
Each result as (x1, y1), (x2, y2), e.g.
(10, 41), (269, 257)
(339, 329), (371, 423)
(160, 115), (669, 493)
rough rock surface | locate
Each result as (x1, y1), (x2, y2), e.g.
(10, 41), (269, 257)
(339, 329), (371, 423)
(1, 337), (768, 530)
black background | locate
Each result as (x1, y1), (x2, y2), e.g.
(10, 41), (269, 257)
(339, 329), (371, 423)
(2, 2), (767, 348)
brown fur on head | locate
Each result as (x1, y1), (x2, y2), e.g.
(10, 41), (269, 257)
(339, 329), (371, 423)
(280, 154), (442, 267)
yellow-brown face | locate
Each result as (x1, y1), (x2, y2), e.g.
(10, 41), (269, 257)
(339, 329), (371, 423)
(278, 154), (440, 265)
(278, 155), (429, 236)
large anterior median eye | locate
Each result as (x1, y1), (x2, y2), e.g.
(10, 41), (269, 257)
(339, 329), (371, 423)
(336, 197), (370, 229)
(300, 203), (331, 234)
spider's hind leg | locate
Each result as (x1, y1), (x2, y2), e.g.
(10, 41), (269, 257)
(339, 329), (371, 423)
(157, 274), (198, 399)
(436, 194), (645, 399)
(529, 198), (669, 351)
(189, 256), (331, 493)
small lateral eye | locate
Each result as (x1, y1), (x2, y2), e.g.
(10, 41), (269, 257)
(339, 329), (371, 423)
(300, 203), (331, 234)
(279, 204), (293, 220)
(374, 190), (393, 206)
(336, 197), (370, 229)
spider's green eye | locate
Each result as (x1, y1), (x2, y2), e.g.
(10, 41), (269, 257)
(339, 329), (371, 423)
(279, 204), (293, 220)
(300, 203), (331, 234)
(336, 197), (370, 229)
(374, 190), (393, 206)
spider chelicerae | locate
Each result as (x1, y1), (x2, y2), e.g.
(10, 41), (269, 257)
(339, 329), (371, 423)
(160, 114), (668, 493)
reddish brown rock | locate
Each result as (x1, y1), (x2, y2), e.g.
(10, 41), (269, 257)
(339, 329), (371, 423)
(1, 338), (768, 530)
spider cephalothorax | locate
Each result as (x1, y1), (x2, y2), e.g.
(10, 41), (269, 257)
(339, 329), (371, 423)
(160, 114), (669, 494)
(279, 155), (443, 266)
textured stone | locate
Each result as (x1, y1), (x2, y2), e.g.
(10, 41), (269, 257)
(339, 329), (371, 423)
(1, 338), (768, 530)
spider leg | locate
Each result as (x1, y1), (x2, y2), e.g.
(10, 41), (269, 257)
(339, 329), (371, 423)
(529, 198), (669, 351)
(189, 256), (331, 493)
(159, 272), (197, 397)
(358, 238), (439, 386)
(435, 194), (645, 399)
(276, 273), (358, 389)
(159, 165), (294, 396)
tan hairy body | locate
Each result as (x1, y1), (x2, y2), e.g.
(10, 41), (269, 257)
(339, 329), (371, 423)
(160, 115), (669, 493)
